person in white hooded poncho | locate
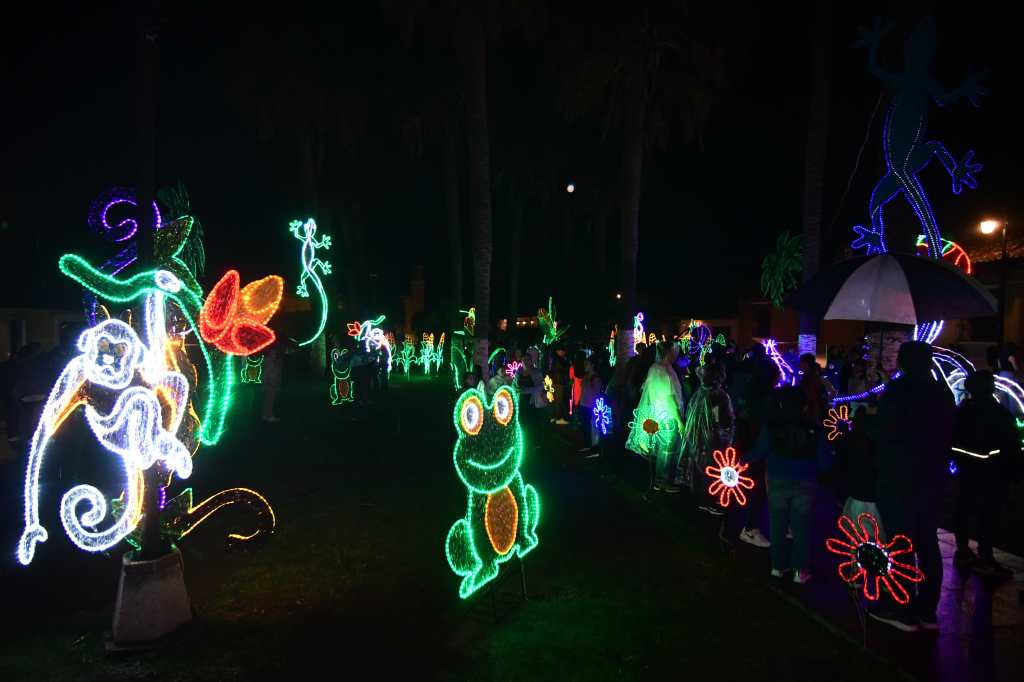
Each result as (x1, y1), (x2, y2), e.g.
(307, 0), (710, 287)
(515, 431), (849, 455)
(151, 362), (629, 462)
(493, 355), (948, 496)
(625, 342), (686, 492)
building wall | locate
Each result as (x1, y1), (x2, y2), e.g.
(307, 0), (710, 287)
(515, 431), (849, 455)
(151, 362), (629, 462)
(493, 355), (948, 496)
(0, 308), (83, 360)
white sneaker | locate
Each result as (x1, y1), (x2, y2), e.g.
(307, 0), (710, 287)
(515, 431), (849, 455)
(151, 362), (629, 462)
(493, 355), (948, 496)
(554, 418), (570, 425)
(792, 570), (811, 584)
(770, 569), (785, 578)
(739, 528), (771, 548)
(785, 528), (793, 540)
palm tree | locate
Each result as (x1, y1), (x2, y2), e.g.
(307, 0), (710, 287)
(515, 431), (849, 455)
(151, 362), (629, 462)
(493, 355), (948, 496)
(455, 8), (496, 376)
(556, 4), (731, 362)
(225, 20), (368, 372)
(390, 1), (545, 379)
(798, 1), (832, 355)
(399, 85), (464, 319)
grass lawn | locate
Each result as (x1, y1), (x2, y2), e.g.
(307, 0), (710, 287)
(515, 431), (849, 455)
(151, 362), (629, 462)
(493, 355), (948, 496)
(0, 376), (905, 681)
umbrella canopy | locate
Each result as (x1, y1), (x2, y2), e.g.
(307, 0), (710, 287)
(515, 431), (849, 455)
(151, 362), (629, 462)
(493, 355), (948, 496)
(787, 253), (997, 324)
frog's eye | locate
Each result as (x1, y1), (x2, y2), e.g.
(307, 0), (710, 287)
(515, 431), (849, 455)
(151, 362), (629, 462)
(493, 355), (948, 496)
(493, 390), (514, 426)
(459, 395), (484, 436)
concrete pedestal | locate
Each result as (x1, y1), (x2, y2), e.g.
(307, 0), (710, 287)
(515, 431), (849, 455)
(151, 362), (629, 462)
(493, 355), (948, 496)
(111, 548), (191, 646)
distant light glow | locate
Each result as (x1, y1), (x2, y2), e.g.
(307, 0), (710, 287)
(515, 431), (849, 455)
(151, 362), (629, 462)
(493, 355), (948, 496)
(980, 219), (1001, 235)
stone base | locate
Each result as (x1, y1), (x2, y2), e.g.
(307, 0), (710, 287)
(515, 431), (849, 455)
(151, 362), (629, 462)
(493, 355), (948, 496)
(111, 547), (191, 646)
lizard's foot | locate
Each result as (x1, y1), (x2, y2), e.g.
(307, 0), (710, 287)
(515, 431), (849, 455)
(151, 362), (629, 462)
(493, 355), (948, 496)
(445, 519), (478, 577)
(851, 225), (885, 255)
(952, 149), (981, 195)
(460, 561), (499, 599)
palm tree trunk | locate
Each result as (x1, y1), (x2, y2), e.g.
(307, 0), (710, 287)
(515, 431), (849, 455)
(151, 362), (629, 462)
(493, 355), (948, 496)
(619, 90), (645, 362)
(457, 10), (493, 379)
(798, 1), (832, 356)
(444, 121), (464, 308)
(135, 0), (169, 561)
(508, 198), (523, 324)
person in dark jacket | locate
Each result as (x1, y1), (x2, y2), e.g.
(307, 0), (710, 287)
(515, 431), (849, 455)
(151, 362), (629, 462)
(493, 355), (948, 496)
(748, 387), (832, 583)
(548, 345), (571, 425)
(835, 405), (883, 531)
(870, 341), (954, 633)
(952, 370), (1020, 579)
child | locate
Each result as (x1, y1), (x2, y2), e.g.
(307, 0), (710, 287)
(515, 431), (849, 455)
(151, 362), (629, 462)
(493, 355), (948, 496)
(679, 362), (734, 512)
(577, 358), (604, 455)
(835, 404), (884, 537)
(749, 387), (832, 584)
(626, 342), (685, 491)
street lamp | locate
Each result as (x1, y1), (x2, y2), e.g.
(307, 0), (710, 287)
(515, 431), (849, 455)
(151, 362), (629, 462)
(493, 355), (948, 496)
(979, 218), (1009, 341)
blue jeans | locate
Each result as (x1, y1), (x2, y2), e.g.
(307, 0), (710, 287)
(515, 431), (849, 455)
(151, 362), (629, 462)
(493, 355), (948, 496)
(767, 475), (816, 572)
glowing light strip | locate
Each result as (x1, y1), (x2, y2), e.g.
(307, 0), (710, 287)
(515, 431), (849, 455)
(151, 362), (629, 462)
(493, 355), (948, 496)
(18, 303), (194, 564)
(59, 254), (235, 444)
(446, 386), (539, 598)
(289, 218), (332, 346)
(951, 446), (999, 459)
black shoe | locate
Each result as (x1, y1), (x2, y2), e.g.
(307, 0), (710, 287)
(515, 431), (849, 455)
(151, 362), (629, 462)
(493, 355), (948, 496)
(868, 609), (919, 633)
(973, 558), (1013, 580)
(698, 504), (724, 517)
(953, 548), (978, 569)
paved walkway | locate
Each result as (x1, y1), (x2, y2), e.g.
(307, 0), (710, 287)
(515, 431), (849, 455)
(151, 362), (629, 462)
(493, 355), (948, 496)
(572, 422), (1024, 682)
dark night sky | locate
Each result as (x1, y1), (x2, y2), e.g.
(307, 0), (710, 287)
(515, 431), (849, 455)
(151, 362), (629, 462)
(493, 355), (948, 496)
(1, 1), (1018, 331)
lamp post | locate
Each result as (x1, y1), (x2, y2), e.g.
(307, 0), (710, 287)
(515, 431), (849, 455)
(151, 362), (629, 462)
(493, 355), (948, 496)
(980, 219), (1009, 341)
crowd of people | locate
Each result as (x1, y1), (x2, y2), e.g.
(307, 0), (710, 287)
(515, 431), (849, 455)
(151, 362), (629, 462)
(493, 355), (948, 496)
(491, 332), (1022, 635)
(4, 320), (1021, 635)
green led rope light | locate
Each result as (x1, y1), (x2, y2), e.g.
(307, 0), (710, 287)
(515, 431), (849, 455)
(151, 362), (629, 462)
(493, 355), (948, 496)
(445, 386), (540, 598)
(289, 218), (332, 347)
(59, 254), (235, 445)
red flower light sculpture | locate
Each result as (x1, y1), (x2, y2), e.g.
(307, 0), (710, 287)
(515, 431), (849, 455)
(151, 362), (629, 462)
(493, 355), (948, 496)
(704, 447), (755, 507)
(825, 513), (924, 604)
(200, 270), (283, 356)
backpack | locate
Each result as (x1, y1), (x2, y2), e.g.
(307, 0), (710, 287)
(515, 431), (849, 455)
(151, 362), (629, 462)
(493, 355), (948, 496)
(769, 416), (818, 460)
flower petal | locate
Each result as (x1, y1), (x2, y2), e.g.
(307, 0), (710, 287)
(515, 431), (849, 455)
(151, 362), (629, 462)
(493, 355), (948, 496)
(712, 449), (727, 467)
(884, 533), (914, 558)
(890, 561), (926, 584)
(836, 514), (866, 546)
(825, 539), (857, 557)
(863, 574), (882, 601)
(856, 513), (882, 545)
(733, 487), (747, 506)
(837, 560), (864, 584)
(200, 270), (239, 344)
(709, 480), (724, 497)
(238, 275), (283, 324)
(880, 575), (910, 605)
(737, 475), (755, 490)
(218, 321), (276, 356)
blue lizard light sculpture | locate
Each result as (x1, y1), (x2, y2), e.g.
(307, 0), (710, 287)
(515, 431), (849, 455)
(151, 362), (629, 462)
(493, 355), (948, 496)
(850, 16), (986, 344)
